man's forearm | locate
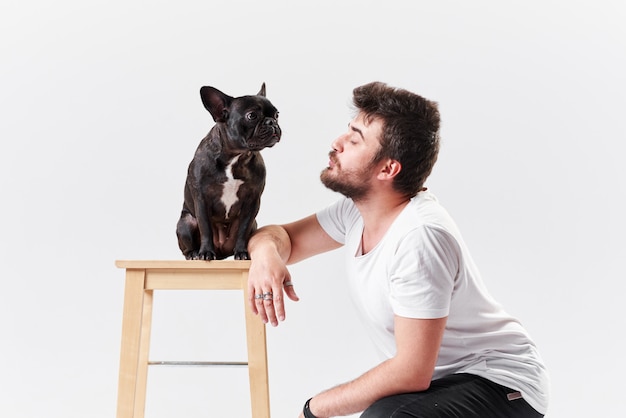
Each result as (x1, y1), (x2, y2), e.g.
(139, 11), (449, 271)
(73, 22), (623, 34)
(306, 315), (444, 417)
(306, 357), (431, 417)
(248, 225), (292, 262)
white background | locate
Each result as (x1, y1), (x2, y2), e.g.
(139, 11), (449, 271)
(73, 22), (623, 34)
(1, 1), (624, 417)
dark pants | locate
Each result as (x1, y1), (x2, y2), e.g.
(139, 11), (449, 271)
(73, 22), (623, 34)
(360, 373), (543, 418)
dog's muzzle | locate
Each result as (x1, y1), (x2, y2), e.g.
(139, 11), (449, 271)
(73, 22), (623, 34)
(250, 118), (281, 149)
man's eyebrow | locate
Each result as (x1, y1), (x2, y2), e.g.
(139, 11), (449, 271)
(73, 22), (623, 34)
(348, 122), (365, 141)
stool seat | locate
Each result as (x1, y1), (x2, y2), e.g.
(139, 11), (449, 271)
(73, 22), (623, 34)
(115, 260), (270, 418)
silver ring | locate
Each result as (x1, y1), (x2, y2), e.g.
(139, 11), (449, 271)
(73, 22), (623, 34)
(263, 294), (273, 301)
(284, 281), (293, 287)
(255, 294), (263, 300)
(263, 292), (273, 297)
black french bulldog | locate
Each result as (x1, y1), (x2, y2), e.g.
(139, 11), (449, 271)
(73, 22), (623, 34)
(176, 83), (281, 260)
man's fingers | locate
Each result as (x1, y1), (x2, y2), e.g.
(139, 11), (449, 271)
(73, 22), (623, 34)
(272, 290), (285, 323)
(263, 292), (278, 326)
(254, 293), (270, 324)
(253, 286), (294, 326)
(248, 276), (297, 326)
(253, 289), (280, 326)
(273, 280), (299, 323)
(283, 281), (299, 302)
(249, 284), (260, 315)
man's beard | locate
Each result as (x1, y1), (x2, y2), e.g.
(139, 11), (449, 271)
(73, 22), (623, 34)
(320, 163), (373, 201)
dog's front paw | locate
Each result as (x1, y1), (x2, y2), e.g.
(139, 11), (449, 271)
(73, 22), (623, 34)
(184, 251), (198, 260)
(234, 250), (251, 260)
(196, 250), (217, 261)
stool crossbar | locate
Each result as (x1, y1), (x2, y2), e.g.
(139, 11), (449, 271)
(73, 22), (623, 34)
(115, 260), (270, 418)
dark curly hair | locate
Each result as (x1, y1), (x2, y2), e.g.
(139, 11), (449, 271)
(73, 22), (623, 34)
(352, 82), (441, 198)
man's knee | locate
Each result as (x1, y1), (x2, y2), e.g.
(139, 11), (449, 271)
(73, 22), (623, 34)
(360, 401), (388, 418)
(360, 396), (417, 418)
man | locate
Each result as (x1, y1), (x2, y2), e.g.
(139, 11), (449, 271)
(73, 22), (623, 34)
(247, 82), (549, 417)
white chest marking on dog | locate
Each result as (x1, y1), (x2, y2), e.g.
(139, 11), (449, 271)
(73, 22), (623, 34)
(221, 155), (244, 219)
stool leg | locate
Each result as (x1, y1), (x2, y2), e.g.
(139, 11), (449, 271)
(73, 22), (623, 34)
(117, 269), (153, 418)
(133, 289), (153, 418)
(242, 273), (271, 418)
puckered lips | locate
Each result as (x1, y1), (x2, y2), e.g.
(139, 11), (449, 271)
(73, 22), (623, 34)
(327, 151), (339, 169)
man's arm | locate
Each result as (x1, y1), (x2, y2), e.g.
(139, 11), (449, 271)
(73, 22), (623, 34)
(303, 315), (447, 418)
(248, 214), (342, 326)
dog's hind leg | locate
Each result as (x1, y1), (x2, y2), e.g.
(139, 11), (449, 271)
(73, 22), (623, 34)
(176, 211), (200, 259)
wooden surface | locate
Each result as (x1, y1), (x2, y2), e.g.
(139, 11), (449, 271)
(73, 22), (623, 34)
(115, 259), (252, 270)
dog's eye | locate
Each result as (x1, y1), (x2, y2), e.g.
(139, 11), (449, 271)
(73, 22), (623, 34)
(246, 112), (258, 121)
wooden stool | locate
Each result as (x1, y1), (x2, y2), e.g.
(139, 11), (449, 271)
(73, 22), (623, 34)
(115, 260), (270, 418)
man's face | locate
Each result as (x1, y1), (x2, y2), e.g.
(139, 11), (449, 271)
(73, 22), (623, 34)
(320, 112), (384, 200)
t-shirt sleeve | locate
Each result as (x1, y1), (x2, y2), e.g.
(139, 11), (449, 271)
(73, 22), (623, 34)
(315, 198), (358, 245)
(389, 225), (460, 319)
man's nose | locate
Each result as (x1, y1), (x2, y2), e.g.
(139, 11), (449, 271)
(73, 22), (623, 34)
(331, 134), (345, 152)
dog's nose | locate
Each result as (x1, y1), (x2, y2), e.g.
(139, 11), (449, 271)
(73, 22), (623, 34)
(264, 118), (277, 127)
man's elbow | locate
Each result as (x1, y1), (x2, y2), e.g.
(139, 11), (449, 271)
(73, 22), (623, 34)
(406, 376), (433, 393)
(395, 370), (434, 393)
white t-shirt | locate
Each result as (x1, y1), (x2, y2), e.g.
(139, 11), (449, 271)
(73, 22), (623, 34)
(316, 191), (550, 414)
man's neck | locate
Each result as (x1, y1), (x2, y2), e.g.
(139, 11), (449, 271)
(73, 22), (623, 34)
(354, 191), (411, 254)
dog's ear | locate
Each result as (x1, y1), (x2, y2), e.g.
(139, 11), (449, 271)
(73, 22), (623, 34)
(200, 86), (233, 122)
(257, 82), (266, 97)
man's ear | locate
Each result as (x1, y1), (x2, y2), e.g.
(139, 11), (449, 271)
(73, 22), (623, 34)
(377, 159), (402, 179)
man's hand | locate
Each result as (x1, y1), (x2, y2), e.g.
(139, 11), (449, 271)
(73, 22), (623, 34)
(248, 248), (299, 326)
(248, 226), (299, 326)
(247, 217), (341, 326)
